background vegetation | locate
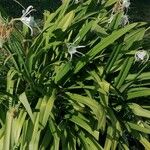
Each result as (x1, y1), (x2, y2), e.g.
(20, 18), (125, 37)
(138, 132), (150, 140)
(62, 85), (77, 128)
(0, 0), (150, 149)
(1, 0), (150, 21)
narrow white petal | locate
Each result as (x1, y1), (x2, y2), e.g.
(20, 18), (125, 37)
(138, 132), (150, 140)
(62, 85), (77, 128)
(76, 45), (85, 48)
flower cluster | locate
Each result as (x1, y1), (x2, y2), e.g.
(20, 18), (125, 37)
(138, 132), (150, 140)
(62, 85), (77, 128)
(109, 0), (130, 26)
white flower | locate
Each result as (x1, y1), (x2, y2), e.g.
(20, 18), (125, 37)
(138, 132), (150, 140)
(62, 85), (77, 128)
(67, 43), (85, 60)
(74, 0), (83, 4)
(75, 0), (79, 4)
(21, 6), (35, 18)
(21, 16), (35, 35)
(135, 50), (149, 62)
(75, 0), (80, 4)
(11, 6), (36, 35)
(20, 6), (35, 35)
(122, 0), (130, 9)
(121, 14), (129, 26)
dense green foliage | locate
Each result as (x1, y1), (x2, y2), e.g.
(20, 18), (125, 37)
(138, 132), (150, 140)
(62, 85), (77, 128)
(0, 0), (150, 149)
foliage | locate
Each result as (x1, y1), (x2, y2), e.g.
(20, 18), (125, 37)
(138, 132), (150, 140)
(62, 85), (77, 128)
(0, 0), (150, 149)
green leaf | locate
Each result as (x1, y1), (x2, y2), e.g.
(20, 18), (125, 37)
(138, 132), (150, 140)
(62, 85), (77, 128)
(140, 136), (150, 150)
(108, 12), (124, 30)
(104, 126), (113, 150)
(69, 115), (99, 140)
(66, 92), (104, 131)
(54, 62), (72, 84)
(114, 57), (134, 89)
(128, 103), (150, 118)
(11, 110), (27, 146)
(132, 132), (150, 150)
(49, 118), (60, 150)
(57, 0), (71, 22)
(3, 110), (13, 150)
(74, 23), (138, 73)
(105, 44), (122, 74)
(39, 90), (56, 127)
(123, 28), (146, 51)
(19, 92), (34, 122)
(75, 21), (93, 44)
(104, 0), (118, 7)
(126, 72), (150, 81)
(57, 11), (75, 31)
(29, 113), (41, 150)
(127, 88), (150, 99)
(127, 122), (150, 134)
(79, 131), (103, 150)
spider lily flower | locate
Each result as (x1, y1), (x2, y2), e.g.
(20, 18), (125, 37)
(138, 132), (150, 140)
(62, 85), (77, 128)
(21, 16), (35, 35)
(135, 50), (149, 62)
(122, 0), (130, 9)
(20, 6), (35, 35)
(67, 43), (85, 60)
(74, 0), (82, 4)
(21, 5), (35, 18)
(12, 5), (35, 36)
(121, 14), (129, 26)
(75, 0), (79, 4)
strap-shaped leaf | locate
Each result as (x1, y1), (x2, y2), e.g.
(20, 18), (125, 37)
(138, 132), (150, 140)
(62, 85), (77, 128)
(104, 126), (113, 150)
(74, 23), (138, 74)
(128, 103), (150, 118)
(123, 28), (145, 51)
(57, 11), (75, 31)
(104, 0), (118, 7)
(126, 72), (150, 81)
(54, 62), (73, 84)
(127, 88), (150, 99)
(48, 118), (60, 150)
(126, 122), (150, 134)
(66, 92), (105, 131)
(69, 115), (99, 140)
(39, 90), (56, 127)
(114, 57), (134, 89)
(19, 92), (34, 123)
